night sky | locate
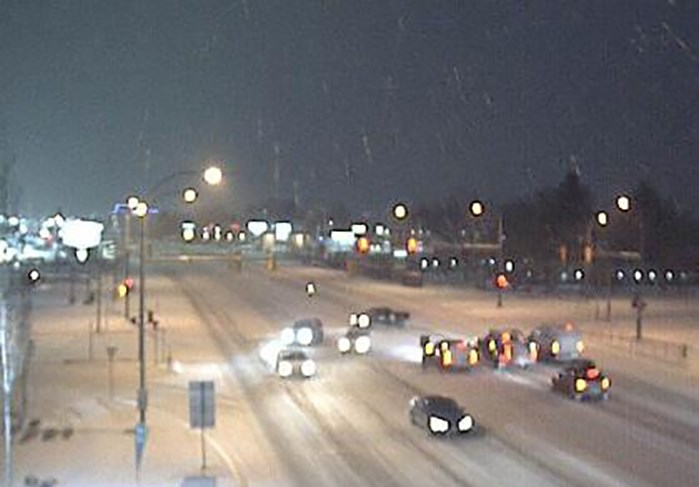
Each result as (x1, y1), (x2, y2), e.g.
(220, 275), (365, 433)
(1, 1), (697, 217)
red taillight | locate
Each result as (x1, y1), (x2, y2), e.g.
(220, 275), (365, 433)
(586, 368), (600, 380)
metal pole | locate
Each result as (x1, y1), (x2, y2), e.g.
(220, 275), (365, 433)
(138, 215), (147, 424)
(200, 381), (207, 470)
(1, 303), (14, 487)
(96, 263), (102, 333)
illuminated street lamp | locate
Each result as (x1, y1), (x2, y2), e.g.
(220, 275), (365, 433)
(392, 203), (408, 221)
(616, 195), (631, 212)
(203, 165), (223, 186)
(596, 210), (609, 227)
(134, 201), (149, 218)
(182, 187), (198, 204)
(127, 196), (140, 211)
(469, 200), (484, 217)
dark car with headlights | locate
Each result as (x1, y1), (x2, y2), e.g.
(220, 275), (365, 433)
(409, 395), (476, 436)
(364, 307), (410, 326)
(551, 359), (611, 400)
(528, 323), (584, 362)
(280, 318), (324, 347)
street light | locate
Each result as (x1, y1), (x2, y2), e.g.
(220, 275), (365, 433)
(392, 203), (408, 221)
(127, 196), (140, 211)
(616, 195), (631, 212)
(182, 187), (198, 204)
(203, 165), (223, 186)
(596, 210), (609, 227)
(133, 200), (148, 429)
(469, 200), (484, 217)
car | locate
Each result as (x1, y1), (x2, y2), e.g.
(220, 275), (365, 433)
(480, 328), (537, 369)
(409, 395), (476, 436)
(348, 312), (373, 329)
(420, 335), (479, 371)
(337, 327), (372, 354)
(551, 359), (610, 400)
(275, 349), (317, 378)
(280, 318), (324, 346)
(528, 323), (585, 362)
(364, 307), (410, 326)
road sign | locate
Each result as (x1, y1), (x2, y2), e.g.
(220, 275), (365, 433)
(189, 381), (215, 429)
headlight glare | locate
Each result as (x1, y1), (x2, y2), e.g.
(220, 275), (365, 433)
(354, 335), (371, 354)
(297, 327), (313, 346)
(337, 337), (351, 353)
(301, 359), (316, 377)
(281, 328), (295, 345)
(458, 415), (474, 432)
(428, 416), (449, 434)
(278, 360), (293, 377)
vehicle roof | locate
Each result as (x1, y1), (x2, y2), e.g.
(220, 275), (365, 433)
(278, 349), (309, 360)
(422, 396), (463, 416)
(293, 318), (322, 328)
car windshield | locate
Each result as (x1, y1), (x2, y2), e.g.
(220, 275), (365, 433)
(9, 2), (695, 484)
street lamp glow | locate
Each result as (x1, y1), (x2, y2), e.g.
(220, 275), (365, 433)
(596, 211), (609, 227)
(616, 195), (631, 212)
(127, 196), (140, 211)
(469, 200), (484, 217)
(134, 201), (149, 218)
(203, 166), (223, 186)
(182, 187), (198, 204)
(392, 203), (408, 221)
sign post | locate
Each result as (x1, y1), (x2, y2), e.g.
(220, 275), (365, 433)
(189, 381), (215, 470)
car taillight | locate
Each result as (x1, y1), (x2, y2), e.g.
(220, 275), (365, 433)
(601, 377), (611, 390)
(576, 340), (585, 354)
(424, 342), (435, 356)
(586, 368), (600, 380)
(488, 339), (496, 352)
(551, 340), (560, 355)
(575, 378), (587, 393)
(468, 349), (479, 365)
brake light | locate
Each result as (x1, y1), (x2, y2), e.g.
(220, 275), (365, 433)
(586, 368), (600, 380)
(575, 378), (587, 393)
(551, 340), (560, 355)
(601, 377), (611, 390)
(424, 342), (435, 356)
(488, 339), (496, 352)
(529, 342), (538, 361)
(468, 349), (479, 365)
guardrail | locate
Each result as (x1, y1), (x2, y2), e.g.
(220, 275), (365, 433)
(584, 328), (691, 365)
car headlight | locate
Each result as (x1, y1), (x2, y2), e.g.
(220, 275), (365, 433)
(576, 340), (585, 354)
(357, 313), (371, 329)
(575, 378), (587, 393)
(551, 340), (560, 355)
(297, 327), (313, 346)
(349, 313), (358, 326)
(281, 328), (295, 345)
(354, 335), (371, 354)
(278, 360), (293, 377)
(429, 416), (450, 434)
(337, 337), (351, 353)
(458, 414), (474, 432)
(301, 359), (316, 377)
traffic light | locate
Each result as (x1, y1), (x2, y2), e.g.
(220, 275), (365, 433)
(495, 273), (509, 289)
(117, 278), (135, 298)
